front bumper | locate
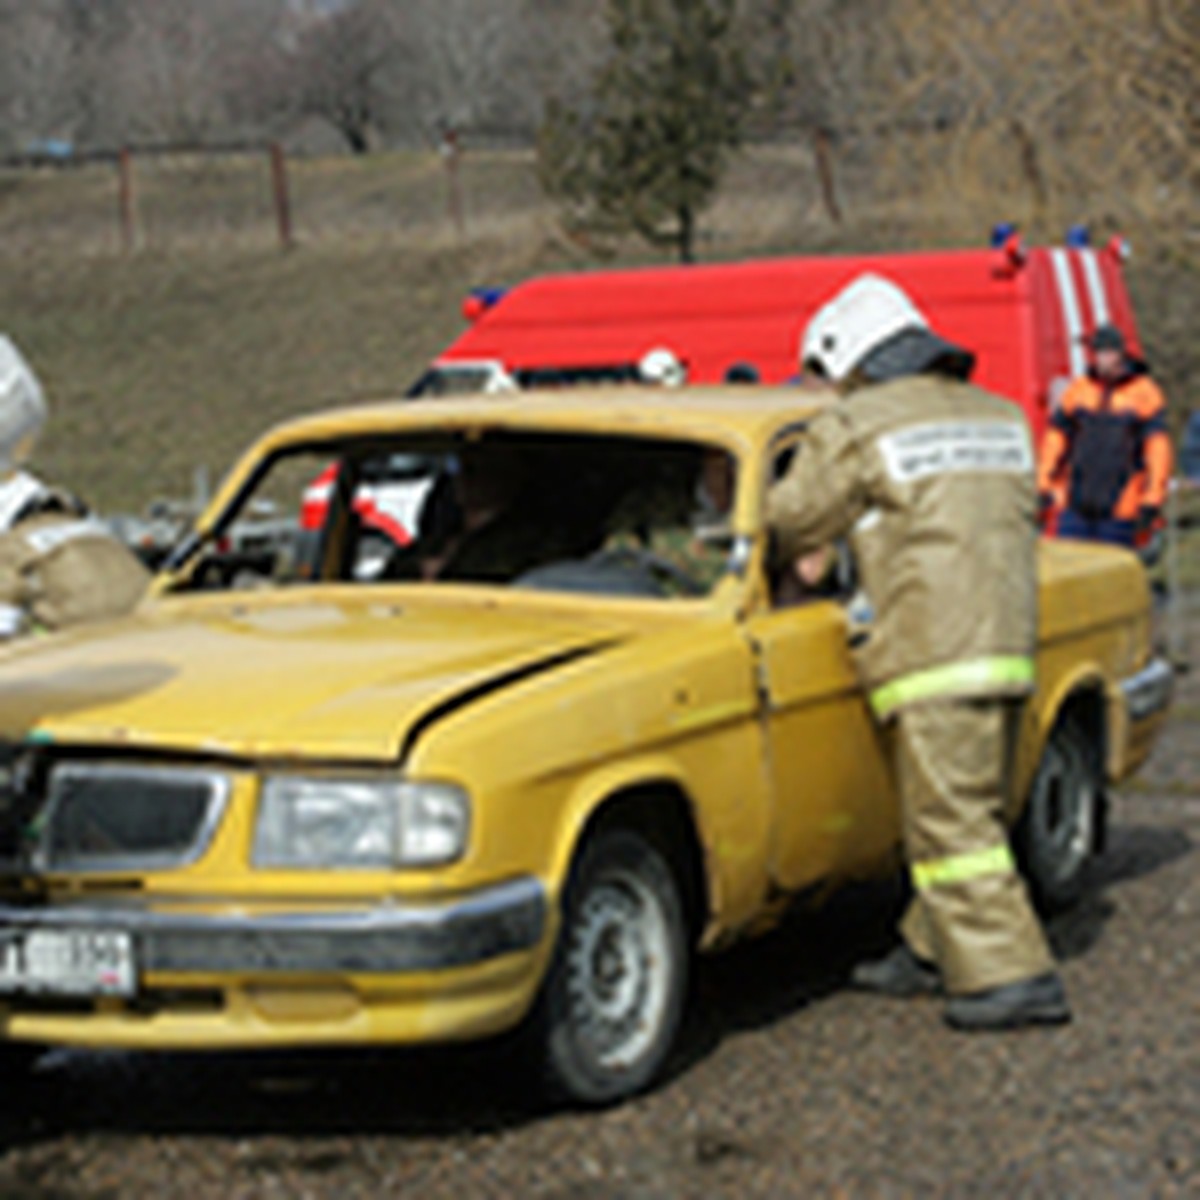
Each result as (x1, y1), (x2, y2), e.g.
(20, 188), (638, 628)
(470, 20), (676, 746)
(0, 876), (546, 976)
(1115, 657), (1174, 780)
(0, 877), (551, 1050)
(1119, 657), (1174, 723)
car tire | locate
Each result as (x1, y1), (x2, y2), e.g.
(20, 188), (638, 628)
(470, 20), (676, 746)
(0, 1042), (42, 1088)
(532, 828), (689, 1107)
(1015, 718), (1102, 912)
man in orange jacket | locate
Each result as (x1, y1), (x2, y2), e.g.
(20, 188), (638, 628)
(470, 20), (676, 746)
(1038, 324), (1173, 548)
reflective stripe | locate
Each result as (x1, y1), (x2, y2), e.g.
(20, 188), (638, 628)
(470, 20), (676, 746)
(912, 843), (1015, 891)
(870, 656), (1035, 718)
(0, 603), (22, 638)
(23, 517), (110, 557)
(0, 472), (47, 530)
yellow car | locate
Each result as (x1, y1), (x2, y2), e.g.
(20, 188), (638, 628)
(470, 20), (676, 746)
(0, 390), (1172, 1103)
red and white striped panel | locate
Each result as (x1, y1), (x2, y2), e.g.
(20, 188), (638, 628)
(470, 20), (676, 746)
(1048, 247), (1115, 381)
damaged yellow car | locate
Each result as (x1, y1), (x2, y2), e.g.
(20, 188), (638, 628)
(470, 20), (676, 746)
(0, 390), (1172, 1103)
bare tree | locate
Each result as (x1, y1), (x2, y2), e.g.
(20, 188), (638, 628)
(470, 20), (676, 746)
(286, 0), (399, 153)
(113, 0), (240, 144)
(864, 0), (1198, 232)
(1072, 0), (1199, 207)
(0, 2), (79, 152)
(0, 0), (291, 152)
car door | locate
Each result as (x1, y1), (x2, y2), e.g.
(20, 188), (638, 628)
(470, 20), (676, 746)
(744, 435), (900, 893)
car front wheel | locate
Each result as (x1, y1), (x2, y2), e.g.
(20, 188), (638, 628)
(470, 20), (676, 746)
(533, 827), (688, 1106)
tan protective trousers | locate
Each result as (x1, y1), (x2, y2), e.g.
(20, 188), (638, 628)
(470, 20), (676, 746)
(896, 698), (1054, 995)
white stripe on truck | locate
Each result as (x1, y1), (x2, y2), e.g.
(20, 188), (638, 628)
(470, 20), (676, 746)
(1050, 248), (1086, 378)
(1079, 249), (1111, 328)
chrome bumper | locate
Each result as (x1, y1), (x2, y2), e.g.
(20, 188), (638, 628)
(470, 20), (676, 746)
(1120, 658), (1175, 723)
(0, 877), (546, 976)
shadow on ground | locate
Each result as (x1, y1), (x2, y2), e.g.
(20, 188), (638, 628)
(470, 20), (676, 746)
(0, 819), (1189, 1152)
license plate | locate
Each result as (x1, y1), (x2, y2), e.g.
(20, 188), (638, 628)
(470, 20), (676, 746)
(0, 928), (136, 997)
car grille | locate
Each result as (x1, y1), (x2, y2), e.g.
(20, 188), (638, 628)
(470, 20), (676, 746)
(34, 764), (229, 872)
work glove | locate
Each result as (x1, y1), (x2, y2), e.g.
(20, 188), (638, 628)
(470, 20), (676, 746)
(1037, 492), (1055, 529)
(1136, 505), (1161, 538)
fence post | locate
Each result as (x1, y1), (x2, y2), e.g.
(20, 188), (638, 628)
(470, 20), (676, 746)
(269, 142), (293, 250)
(1164, 481), (1189, 670)
(117, 147), (137, 252)
(440, 127), (464, 239)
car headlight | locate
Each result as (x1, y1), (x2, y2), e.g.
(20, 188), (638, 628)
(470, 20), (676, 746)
(253, 776), (470, 869)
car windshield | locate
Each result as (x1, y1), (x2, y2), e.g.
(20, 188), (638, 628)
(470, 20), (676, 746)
(173, 430), (738, 600)
(407, 365), (511, 397)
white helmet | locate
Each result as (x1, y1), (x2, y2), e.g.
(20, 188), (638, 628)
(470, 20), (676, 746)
(0, 336), (47, 473)
(800, 274), (929, 383)
(639, 347), (687, 388)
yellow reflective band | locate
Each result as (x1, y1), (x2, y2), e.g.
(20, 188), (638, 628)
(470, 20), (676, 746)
(870, 656), (1035, 719)
(912, 843), (1015, 891)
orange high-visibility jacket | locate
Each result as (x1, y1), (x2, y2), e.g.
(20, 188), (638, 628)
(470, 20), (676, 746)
(1038, 368), (1173, 521)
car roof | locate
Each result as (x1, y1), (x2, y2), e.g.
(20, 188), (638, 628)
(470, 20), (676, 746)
(258, 386), (833, 455)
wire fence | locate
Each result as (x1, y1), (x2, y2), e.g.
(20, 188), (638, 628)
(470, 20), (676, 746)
(3, 128), (1196, 265)
(0, 141), (552, 256)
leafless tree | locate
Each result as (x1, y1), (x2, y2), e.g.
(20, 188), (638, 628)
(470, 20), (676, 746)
(282, 0), (400, 153)
(0, 1), (81, 151)
(0, 0), (1191, 251)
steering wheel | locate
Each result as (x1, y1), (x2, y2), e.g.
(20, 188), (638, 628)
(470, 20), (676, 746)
(586, 545), (706, 597)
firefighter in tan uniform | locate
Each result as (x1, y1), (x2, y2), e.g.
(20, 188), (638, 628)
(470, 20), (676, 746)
(0, 337), (148, 639)
(768, 275), (1070, 1030)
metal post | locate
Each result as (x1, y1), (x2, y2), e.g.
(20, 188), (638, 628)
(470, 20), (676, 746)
(1164, 480), (1189, 670)
(117, 147), (136, 252)
(440, 127), (464, 239)
(269, 142), (293, 250)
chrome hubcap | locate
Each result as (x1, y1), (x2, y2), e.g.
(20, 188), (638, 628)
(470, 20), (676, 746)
(1034, 738), (1093, 884)
(567, 872), (671, 1071)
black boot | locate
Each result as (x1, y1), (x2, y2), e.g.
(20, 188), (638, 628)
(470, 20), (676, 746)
(944, 972), (1071, 1031)
(850, 944), (941, 997)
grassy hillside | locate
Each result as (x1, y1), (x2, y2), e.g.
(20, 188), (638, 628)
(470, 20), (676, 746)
(0, 147), (1195, 513)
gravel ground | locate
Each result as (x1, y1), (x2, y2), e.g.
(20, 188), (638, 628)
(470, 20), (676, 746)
(0, 616), (1195, 1200)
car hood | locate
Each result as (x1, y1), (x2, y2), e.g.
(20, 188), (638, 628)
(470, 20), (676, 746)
(0, 591), (648, 762)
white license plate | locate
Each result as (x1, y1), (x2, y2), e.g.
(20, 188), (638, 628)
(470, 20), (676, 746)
(0, 928), (136, 997)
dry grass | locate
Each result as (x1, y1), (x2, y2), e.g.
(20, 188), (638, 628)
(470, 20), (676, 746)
(0, 145), (1195, 515)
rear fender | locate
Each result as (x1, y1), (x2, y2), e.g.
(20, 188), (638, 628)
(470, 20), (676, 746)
(1019, 665), (1108, 805)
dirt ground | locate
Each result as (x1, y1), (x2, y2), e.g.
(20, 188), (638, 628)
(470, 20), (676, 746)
(0, 606), (1194, 1200)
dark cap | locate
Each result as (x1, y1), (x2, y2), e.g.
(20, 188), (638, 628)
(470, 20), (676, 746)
(1088, 324), (1126, 353)
(723, 362), (760, 384)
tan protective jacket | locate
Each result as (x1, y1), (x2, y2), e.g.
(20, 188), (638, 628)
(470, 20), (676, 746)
(768, 374), (1038, 719)
(0, 510), (149, 637)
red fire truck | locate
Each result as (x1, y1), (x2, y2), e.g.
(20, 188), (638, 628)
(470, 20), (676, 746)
(423, 229), (1139, 440)
(305, 229), (1142, 545)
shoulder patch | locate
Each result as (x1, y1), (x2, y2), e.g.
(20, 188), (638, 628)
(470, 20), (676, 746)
(877, 421), (1033, 484)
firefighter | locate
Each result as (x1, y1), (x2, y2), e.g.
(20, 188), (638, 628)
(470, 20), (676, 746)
(1038, 324), (1173, 548)
(767, 275), (1069, 1030)
(0, 336), (149, 638)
